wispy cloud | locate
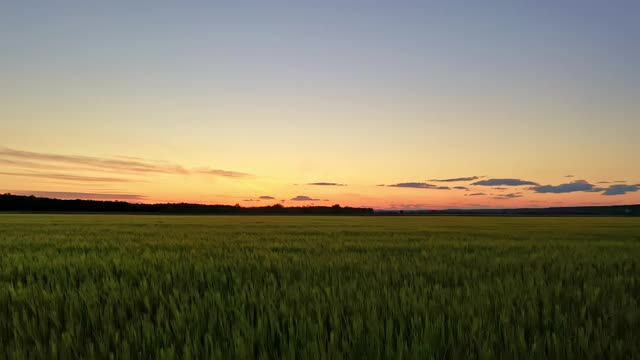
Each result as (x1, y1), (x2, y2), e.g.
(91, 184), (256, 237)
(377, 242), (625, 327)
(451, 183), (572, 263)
(4, 190), (147, 201)
(602, 184), (640, 196)
(290, 195), (320, 201)
(259, 195), (275, 200)
(307, 182), (346, 186)
(472, 178), (539, 186)
(0, 158), (89, 172)
(0, 147), (251, 179)
(531, 180), (596, 194)
(0, 147), (186, 174)
(494, 193), (523, 199)
(565, 175), (574, 178)
(429, 176), (480, 182)
(453, 186), (468, 190)
(0, 171), (134, 183)
(466, 192), (486, 196)
(387, 182), (450, 190)
(193, 168), (252, 178)
(388, 182), (432, 189)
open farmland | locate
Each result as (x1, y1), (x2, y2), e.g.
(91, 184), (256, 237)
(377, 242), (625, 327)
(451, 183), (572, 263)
(0, 215), (639, 359)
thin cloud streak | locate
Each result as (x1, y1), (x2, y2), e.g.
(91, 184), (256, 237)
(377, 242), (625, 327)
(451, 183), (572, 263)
(387, 182), (450, 190)
(0, 171), (134, 183)
(0, 158), (137, 174)
(194, 168), (252, 178)
(472, 178), (539, 186)
(307, 182), (346, 186)
(0, 147), (186, 174)
(429, 176), (480, 182)
(494, 193), (523, 200)
(0, 147), (251, 178)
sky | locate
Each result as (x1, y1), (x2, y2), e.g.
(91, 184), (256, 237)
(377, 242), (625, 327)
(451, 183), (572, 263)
(1, 1), (639, 209)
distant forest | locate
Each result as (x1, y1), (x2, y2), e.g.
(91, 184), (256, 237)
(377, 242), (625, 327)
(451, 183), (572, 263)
(0, 194), (374, 215)
(1, 194), (638, 216)
(379, 205), (640, 216)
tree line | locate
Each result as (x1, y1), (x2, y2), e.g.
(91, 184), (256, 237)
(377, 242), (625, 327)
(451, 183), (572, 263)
(0, 194), (374, 215)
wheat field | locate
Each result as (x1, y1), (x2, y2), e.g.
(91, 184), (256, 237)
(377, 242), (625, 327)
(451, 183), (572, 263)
(0, 215), (638, 359)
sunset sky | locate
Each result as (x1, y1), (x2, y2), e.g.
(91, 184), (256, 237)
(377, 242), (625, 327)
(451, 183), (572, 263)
(1, 1), (639, 209)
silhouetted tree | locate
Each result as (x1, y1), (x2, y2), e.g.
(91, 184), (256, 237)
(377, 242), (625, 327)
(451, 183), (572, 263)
(0, 194), (375, 215)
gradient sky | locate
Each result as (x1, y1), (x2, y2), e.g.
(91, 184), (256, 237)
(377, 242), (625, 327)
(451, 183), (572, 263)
(1, 1), (639, 209)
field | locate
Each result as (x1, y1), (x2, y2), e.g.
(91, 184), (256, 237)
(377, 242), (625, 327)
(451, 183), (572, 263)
(0, 215), (639, 359)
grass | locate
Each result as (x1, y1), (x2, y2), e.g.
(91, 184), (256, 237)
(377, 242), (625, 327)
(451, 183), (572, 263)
(0, 215), (639, 359)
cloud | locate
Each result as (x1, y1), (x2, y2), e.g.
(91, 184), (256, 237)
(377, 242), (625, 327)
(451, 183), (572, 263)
(0, 171), (134, 183)
(242, 199), (260, 202)
(387, 182), (450, 190)
(492, 187), (508, 191)
(387, 182), (432, 189)
(307, 182), (346, 186)
(0, 158), (92, 172)
(494, 193), (523, 200)
(259, 196), (275, 200)
(0, 147), (187, 174)
(5, 190), (147, 201)
(453, 186), (468, 190)
(586, 187), (607, 193)
(597, 181), (611, 184)
(466, 193), (486, 196)
(472, 178), (539, 186)
(0, 147), (251, 179)
(565, 175), (574, 178)
(531, 180), (595, 194)
(602, 184), (640, 196)
(428, 176), (480, 182)
(290, 195), (320, 201)
(193, 168), (252, 178)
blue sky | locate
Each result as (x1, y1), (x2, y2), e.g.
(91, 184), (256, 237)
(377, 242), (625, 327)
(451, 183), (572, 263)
(1, 1), (639, 208)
